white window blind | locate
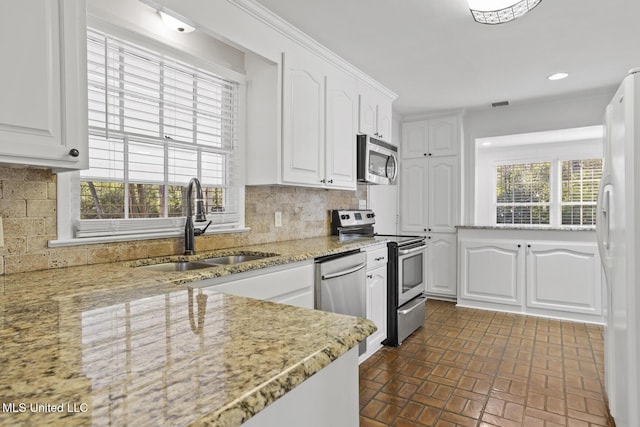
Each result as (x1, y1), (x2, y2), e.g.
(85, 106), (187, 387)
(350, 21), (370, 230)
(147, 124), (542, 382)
(77, 28), (241, 238)
(496, 162), (551, 225)
(561, 159), (602, 225)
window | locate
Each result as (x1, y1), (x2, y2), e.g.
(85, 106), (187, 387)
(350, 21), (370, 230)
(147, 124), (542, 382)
(561, 159), (602, 225)
(496, 162), (550, 225)
(475, 126), (604, 227)
(68, 28), (244, 240)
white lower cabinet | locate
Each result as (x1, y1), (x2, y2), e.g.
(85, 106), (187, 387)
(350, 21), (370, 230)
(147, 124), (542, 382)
(243, 346), (359, 427)
(457, 228), (603, 324)
(425, 233), (457, 298)
(526, 242), (602, 317)
(459, 239), (523, 306)
(361, 244), (388, 362)
(189, 260), (315, 309)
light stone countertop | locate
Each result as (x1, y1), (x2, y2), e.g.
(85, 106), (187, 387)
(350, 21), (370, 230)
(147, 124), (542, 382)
(456, 225), (596, 232)
(0, 236), (384, 426)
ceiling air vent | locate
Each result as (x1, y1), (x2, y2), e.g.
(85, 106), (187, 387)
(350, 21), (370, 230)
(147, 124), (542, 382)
(491, 100), (510, 108)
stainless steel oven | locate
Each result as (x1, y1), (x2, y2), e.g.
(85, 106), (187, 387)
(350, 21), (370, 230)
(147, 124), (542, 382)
(329, 209), (427, 347)
(385, 236), (427, 346)
(397, 241), (427, 306)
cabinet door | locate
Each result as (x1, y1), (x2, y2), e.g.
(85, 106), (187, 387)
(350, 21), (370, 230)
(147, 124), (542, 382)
(459, 240), (523, 306)
(428, 156), (458, 232)
(376, 98), (392, 143)
(401, 120), (429, 159)
(526, 242), (602, 315)
(358, 93), (377, 137)
(281, 51), (324, 186)
(428, 116), (458, 157)
(0, 0), (88, 170)
(400, 158), (429, 233)
(366, 264), (387, 353)
(325, 69), (357, 190)
(358, 82), (393, 143)
(426, 233), (457, 297)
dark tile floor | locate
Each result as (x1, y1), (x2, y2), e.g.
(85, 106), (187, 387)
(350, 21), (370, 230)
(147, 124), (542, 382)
(359, 299), (613, 427)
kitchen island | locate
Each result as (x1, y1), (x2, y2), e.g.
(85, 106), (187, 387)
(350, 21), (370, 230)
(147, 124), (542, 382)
(0, 236), (380, 426)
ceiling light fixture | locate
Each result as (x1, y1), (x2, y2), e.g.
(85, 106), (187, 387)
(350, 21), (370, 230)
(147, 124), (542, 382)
(547, 72), (569, 81)
(468, 0), (542, 25)
(159, 11), (195, 33)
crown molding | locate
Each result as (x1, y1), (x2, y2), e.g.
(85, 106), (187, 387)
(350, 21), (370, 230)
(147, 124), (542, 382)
(227, 0), (397, 100)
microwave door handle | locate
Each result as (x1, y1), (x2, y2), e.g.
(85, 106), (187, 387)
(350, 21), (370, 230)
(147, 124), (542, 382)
(387, 154), (398, 182)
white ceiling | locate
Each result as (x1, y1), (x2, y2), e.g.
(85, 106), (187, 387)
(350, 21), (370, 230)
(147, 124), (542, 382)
(252, 0), (640, 117)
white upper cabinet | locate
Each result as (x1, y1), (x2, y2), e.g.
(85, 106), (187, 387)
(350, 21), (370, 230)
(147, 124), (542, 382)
(281, 51), (325, 186)
(428, 156), (459, 232)
(358, 81), (393, 144)
(247, 50), (359, 190)
(0, 0), (88, 171)
(401, 116), (459, 159)
(400, 156), (458, 233)
(324, 67), (358, 189)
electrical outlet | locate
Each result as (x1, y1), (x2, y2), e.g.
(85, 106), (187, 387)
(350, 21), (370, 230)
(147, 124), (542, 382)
(359, 199), (367, 209)
(0, 217), (4, 247)
(274, 211), (282, 228)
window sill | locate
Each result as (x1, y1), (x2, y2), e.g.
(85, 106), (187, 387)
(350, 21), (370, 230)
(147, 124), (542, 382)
(48, 227), (251, 248)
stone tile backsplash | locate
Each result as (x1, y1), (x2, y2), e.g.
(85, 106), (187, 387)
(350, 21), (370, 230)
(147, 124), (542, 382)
(0, 167), (366, 275)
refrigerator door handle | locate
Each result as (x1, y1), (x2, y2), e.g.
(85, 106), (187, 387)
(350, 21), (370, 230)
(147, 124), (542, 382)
(596, 173), (612, 259)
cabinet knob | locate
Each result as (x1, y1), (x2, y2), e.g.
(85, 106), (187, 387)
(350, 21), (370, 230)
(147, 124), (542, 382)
(423, 228), (427, 232)
(518, 244), (521, 248)
(428, 236), (431, 239)
(424, 153), (428, 157)
(69, 148), (80, 157)
(367, 274), (373, 279)
(328, 179), (333, 184)
(320, 179), (326, 183)
(374, 256), (385, 261)
(527, 244), (531, 248)
(428, 153), (432, 156)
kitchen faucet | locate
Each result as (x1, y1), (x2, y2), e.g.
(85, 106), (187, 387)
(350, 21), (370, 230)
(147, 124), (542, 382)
(184, 177), (211, 255)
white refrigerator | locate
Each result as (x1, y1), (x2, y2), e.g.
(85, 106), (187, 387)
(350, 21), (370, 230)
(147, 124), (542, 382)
(597, 68), (640, 427)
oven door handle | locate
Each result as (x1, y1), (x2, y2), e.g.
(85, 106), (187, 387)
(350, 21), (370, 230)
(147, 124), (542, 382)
(398, 244), (427, 256)
(398, 295), (427, 315)
(321, 262), (367, 280)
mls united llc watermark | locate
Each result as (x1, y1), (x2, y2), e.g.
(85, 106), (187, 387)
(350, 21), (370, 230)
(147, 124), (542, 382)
(1, 402), (89, 414)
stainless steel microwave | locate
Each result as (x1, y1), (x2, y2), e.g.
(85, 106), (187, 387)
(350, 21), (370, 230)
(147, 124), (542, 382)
(357, 134), (398, 185)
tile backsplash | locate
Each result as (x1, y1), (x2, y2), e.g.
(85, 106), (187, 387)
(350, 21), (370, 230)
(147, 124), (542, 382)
(0, 167), (366, 275)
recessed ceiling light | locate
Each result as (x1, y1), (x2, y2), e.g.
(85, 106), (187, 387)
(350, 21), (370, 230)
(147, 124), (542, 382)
(548, 72), (569, 81)
(159, 11), (195, 33)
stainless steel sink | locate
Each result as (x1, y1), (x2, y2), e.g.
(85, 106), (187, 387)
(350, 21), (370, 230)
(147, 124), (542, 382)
(202, 254), (271, 265)
(137, 261), (215, 272)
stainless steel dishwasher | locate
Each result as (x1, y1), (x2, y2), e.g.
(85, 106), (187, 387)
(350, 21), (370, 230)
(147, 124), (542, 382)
(315, 250), (368, 355)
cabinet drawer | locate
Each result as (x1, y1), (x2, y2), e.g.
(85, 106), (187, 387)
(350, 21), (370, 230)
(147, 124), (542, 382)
(365, 246), (388, 270)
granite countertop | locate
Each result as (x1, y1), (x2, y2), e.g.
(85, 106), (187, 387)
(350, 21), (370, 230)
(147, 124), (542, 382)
(456, 225), (596, 232)
(0, 236), (382, 426)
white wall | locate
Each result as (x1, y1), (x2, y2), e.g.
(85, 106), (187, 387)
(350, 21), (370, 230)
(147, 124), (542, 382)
(462, 87), (616, 224)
